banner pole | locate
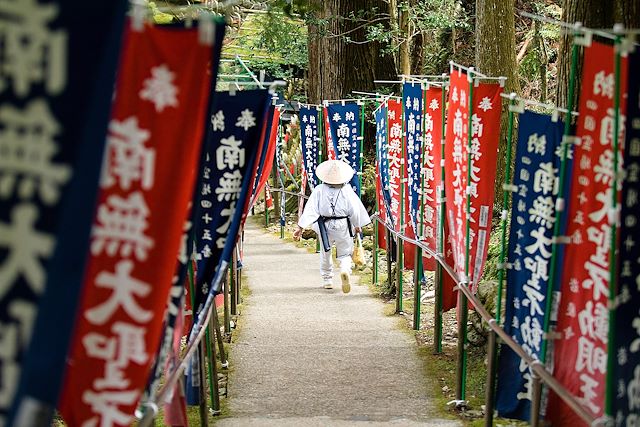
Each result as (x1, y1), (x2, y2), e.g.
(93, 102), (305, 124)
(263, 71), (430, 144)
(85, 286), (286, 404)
(484, 95), (517, 426)
(396, 90), (406, 314)
(359, 101), (366, 194)
(435, 82), (447, 354)
(534, 31), (581, 423)
(211, 298), (227, 366)
(456, 73), (475, 403)
(605, 30), (624, 421)
(316, 107), (323, 253)
(414, 86), (426, 331)
(230, 245), (237, 315)
(205, 321), (220, 414)
(223, 266), (231, 335)
(264, 187), (269, 227)
(374, 103), (380, 286)
(198, 341), (208, 427)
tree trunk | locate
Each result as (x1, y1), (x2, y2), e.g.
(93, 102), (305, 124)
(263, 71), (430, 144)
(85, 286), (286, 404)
(475, 0), (521, 209)
(614, 0), (640, 28)
(411, 32), (425, 75)
(555, 0), (614, 110)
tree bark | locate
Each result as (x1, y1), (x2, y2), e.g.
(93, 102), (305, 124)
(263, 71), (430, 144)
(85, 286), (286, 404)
(555, 0), (614, 110)
(614, 0), (640, 28)
(475, 0), (521, 208)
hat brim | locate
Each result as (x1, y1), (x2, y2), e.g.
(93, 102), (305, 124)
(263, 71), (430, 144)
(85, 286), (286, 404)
(315, 160), (355, 185)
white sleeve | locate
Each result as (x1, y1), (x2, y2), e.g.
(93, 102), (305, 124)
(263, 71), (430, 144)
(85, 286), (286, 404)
(346, 186), (371, 228)
(298, 185), (321, 228)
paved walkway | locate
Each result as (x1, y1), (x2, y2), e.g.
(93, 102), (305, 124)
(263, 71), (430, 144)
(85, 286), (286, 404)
(217, 222), (460, 426)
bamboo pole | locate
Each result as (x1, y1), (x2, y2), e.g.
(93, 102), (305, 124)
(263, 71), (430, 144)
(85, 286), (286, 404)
(434, 80), (447, 354)
(413, 83), (426, 331)
(484, 94), (517, 426)
(535, 29), (581, 423)
(456, 71), (475, 403)
(396, 94), (406, 314)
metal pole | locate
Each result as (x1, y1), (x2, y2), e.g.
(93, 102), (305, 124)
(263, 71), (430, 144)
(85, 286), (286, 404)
(396, 236), (403, 313)
(456, 72), (475, 403)
(230, 245), (237, 315)
(211, 297), (227, 367)
(605, 30), (624, 420)
(198, 342), (208, 426)
(236, 242), (242, 307)
(223, 267), (231, 335)
(316, 107), (323, 253)
(435, 81), (447, 354)
(530, 375), (542, 427)
(373, 219), (379, 285)
(484, 95), (517, 426)
(484, 329), (498, 426)
(359, 100), (365, 194)
(264, 187), (270, 226)
(205, 323), (220, 415)
(413, 83), (426, 331)
(412, 248), (421, 329)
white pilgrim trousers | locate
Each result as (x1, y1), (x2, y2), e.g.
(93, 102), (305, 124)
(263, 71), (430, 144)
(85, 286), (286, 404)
(319, 225), (354, 282)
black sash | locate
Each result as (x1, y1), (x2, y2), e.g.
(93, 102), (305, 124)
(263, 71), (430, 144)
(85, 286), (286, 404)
(316, 216), (353, 252)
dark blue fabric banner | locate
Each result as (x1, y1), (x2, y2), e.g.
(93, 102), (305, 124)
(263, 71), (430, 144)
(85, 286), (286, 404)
(0, 1), (128, 425)
(496, 111), (566, 421)
(193, 89), (270, 310)
(403, 83), (424, 236)
(375, 103), (393, 225)
(299, 106), (320, 188)
(327, 103), (362, 194)
(613, 49), (640, 425)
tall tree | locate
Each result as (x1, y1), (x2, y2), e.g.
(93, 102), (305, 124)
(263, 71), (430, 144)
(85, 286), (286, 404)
(306, 0), (395, 103)
(556, 0), (639, 114)
(475, 0), (521, 206)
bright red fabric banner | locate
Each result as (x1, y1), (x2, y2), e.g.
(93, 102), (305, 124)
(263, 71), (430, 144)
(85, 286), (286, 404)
(420, 87), (445, 271)
(324, 107), (337, 160)
(444, 70), (502, 292)
(548, 40), (628, 426)
(252, 107), (281, 206)
(59, 22), (214, 426)
(388, 99), (403, 233)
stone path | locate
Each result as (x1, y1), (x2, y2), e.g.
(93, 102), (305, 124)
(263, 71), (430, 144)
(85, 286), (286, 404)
(216, 222), (460, 426)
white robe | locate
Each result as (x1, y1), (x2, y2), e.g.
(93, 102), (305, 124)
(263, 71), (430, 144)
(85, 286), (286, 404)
(298, 184), (371, 282)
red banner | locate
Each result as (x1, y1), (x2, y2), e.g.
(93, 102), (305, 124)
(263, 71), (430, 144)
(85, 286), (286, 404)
(253, 107), (281, 206)
(548, 41), (628, 426)
(388, 99), (403, 233)
(444, 70), (502, 292)
(324, 106), (337, 160)
(376, 172), (387, 250)
(59, 22), (215, 426)
(420, 87), (445, 271)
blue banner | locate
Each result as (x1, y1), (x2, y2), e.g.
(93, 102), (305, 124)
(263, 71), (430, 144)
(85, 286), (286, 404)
(327, 103), (362, 194)
(193, 89), (270, 312)
(403, 83), (423, 236)
(613, 49), (640, 425)
(375, 103), (393, 225)
(299, 106), (320, 188)
(496, 111), (566, 420)
(0, 1), (128, 425)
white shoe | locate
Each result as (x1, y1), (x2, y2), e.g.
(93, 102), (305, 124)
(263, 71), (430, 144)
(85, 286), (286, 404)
(340, 272), (351, 294)
(323, 281), (333, 289)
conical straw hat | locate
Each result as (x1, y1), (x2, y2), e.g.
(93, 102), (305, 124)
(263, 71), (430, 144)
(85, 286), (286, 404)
(315, 159), (355, 185)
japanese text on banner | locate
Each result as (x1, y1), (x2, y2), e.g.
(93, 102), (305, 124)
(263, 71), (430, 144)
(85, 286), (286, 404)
(548, 40), (628, 426)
